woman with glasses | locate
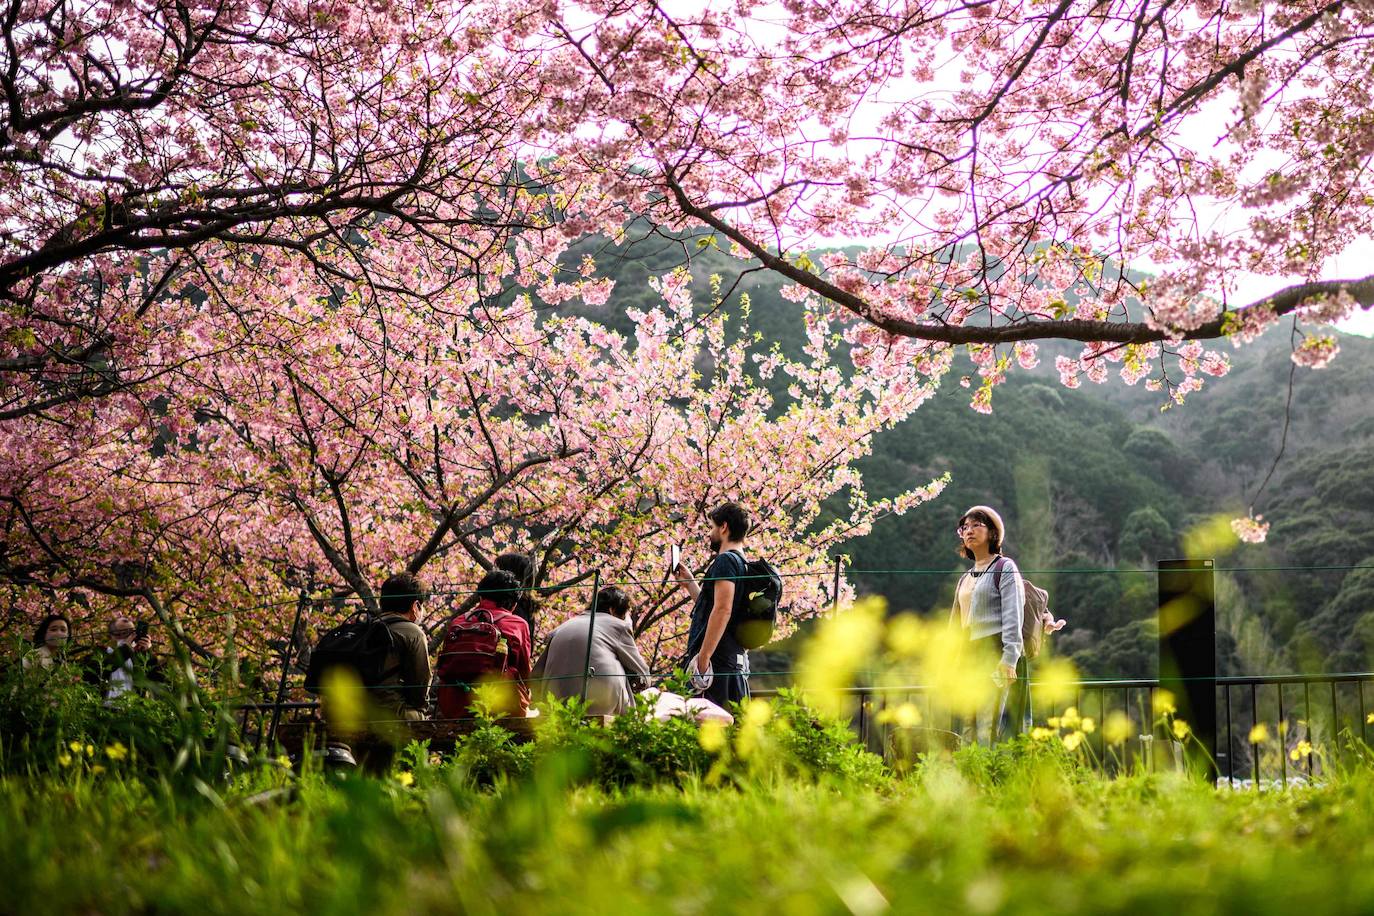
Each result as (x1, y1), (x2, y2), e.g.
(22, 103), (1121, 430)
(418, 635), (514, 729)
(951, 505), (1025, 744)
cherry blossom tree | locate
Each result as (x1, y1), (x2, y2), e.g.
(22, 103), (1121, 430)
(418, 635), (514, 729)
(8, 0), (1373, 652)
(544, 0), (1374, 401)
(0, 257), (946, 667)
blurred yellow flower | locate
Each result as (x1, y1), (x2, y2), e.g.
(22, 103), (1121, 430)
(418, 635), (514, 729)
(1290, 740), (1313, 761)
(1367, 713), (1374, 726)
(84, 744), (95, 757)
(68, 740), (82, 753)
(736, 699), (774, 759)
(1030, 727), (1054, 742)
(1062, 731), (1085, 752)
(322, 667), (366, 735)
(1060, 707), (1082, 730)
(1249, 724), (1269, 744)
(698, 720), (728, 754)
(57, 753), (73, 767)
(276, 755), (292, 768)
(1154, 690), (1176, 717)
(1031, 657), (1079, 707)
(1103, 712), (1133, 746)
(1081, 717), (1096, 734)
(395, 771), (414, 787)
(798, 598), (886, 718)
(1172, 719), (1191, 741)
(877, 702), (921, 729)
(1047, 716), (1062, 729)
(104, 742), (128, 761)
(91, 765), (106, 775)
(885, 614), (924, 658)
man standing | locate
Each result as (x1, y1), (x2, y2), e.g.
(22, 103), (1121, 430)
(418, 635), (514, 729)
(675, 502), (751, 707)
(532, 586), (650, 716)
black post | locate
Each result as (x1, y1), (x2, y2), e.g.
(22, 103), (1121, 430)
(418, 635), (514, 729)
(1158, 558), (1217, 780)
(831, 555), (843, 615)
(264, 588), (307, 754)
(580, 571), (602, 705)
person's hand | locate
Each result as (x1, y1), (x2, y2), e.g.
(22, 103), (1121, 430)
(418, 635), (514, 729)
(692, 653), (710, 675)
(674, 561), (694, 587)
(133, 635), (152, 652)
(994, 662), (1016, 689)
(1043, 613), (1067, 633)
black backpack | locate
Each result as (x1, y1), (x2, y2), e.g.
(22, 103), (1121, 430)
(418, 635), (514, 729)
(304, 613), (398, 695)
(726, 551), (784, 650)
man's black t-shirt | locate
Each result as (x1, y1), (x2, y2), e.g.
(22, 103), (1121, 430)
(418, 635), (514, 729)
(685, 550), (748, 670)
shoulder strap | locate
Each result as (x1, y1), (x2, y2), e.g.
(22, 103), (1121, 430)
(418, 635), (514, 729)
(991, 555), (1008, 591)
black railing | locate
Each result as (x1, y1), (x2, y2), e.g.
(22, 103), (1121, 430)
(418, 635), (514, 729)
(756, 671), (1374, 783)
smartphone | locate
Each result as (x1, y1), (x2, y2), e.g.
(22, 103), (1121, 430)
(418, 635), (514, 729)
(134, 620), (149, 640)
(668, 543), (681, 572)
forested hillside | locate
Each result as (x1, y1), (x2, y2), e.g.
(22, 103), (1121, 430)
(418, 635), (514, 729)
(564, 235), (1374, 679)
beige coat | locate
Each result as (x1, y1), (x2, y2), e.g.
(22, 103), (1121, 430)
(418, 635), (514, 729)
(532, 613), (650, 716)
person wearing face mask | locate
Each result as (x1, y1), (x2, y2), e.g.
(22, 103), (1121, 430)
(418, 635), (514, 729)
(23, 614), (73, 671)
(950, 505), (1024, 744)
(94, 614), (163, 699)
(674, 501), (752, 707)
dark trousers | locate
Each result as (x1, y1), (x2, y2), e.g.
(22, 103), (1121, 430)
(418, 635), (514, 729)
(703, 669), (750, 708)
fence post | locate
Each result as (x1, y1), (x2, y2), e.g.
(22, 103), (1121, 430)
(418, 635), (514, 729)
(263, 588), (307, 754)
(1158, 558), (1217, 780)
(831, 555), (844, 615)
(580, 570), (602, 705)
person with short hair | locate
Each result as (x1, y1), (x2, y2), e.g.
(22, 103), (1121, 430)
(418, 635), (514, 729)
(950, 505), (1025, 743)
(373, 571), (434, 723)
(98, 614), (160, 699)
(325, 571), (434, 774)
(531, 586), (651, 716)
(436, 568), (534, 719)
(24, 613), (72, 671)
(674, 501), (752, 707)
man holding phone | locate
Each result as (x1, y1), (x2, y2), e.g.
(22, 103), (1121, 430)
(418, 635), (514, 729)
(674, 502), (752, 707)
(99, 614), (160, 699)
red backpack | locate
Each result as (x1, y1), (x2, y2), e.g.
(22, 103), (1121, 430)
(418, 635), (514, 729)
(436, 607), (513, 718)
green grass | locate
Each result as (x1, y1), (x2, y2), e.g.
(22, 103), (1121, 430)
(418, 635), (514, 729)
(7, 753), (1374, 915)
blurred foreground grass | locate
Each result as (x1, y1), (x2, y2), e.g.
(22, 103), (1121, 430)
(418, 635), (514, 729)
(6, 752), (1374, 916)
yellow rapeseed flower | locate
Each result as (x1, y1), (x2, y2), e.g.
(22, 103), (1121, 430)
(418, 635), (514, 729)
(84, 744), (95, 757)
(57, 753), (73, 767)
(91, 765), (106, 775)
(104, 742), (128, 761)
(1031, 657), (1079, 707)
(698, 720), (728, 754)
(395, 771), (414, 787)
(1062, 731), (1085, 752)
(1290, 740), (1313, 762)
(885, 614), (925, 658)
(1172, 719), (1191, 741)
(1030, 727), (1054, 742)
(1103, 712), (1133, 746)
(1060, 707), (1082, 730)
(68, 740), (83, 753)
(877, 702), (922, 729)
(1367, 713), (1374, 726)
(1081, 717), (1096, 734)
(1249, 724), (1269, 744)
(1047, 717), (1062, 729)
(1154, 690), (1177, 717)
(797, 598), (886, 718)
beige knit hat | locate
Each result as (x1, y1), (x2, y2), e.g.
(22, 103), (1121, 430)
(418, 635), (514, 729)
(962, 505), (1006, 548)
